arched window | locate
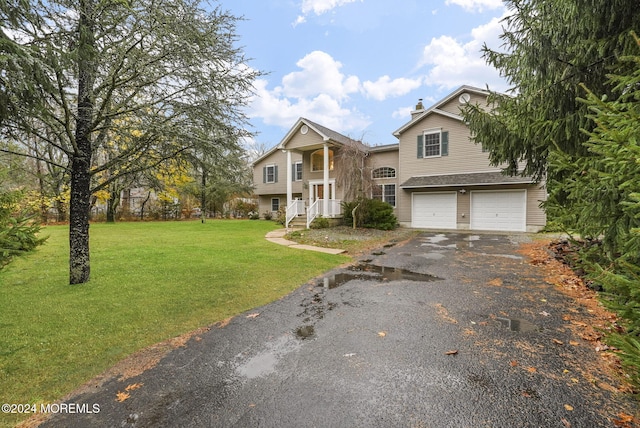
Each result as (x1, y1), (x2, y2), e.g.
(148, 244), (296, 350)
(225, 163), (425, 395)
(310, 149), (334, 172)
(372, 167), (396, 179)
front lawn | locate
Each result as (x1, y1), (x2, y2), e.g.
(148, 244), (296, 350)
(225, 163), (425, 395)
(0, 220), (348, 427)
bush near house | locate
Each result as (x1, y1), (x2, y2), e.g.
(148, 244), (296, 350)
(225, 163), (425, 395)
(342, 198), (397, 231)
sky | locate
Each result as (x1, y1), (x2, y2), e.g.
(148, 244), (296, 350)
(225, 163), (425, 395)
(224, 0), (512, 150)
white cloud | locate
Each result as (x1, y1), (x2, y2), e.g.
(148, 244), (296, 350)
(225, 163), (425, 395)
(280, 51), (360, 100)
(294, 0), (363, 26)
(445, 0), (503, 13)
(293, 15), (306, 26)
(417, 13), (508, 91)
(248, 52), (370, 137)
(301, 0), (361, 15)
(362, 75), (424, 101)
(392, 106), (413, 120)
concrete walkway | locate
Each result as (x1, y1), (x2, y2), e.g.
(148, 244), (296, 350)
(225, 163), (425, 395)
(265, 229), (346, 255)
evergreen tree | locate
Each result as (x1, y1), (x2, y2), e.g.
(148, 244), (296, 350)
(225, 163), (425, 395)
(462, 0), (640, 181)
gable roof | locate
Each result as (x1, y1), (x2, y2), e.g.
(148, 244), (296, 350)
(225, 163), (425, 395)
(392, 85), (490, 137)
(277, 117), (368, 152)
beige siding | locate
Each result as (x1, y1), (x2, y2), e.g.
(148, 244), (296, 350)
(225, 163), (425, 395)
(439, 91), (490, 116)
(526, 183), (547, 227)
(398, 115), (494, 183)
(368, 150), (399, 172)
(368, 150), (400, 208)
(286, 126), (327, 150)
(253, 149), (303, 196)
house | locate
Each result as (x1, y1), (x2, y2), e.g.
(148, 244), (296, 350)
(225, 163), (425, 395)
(252, 85), (546, 232)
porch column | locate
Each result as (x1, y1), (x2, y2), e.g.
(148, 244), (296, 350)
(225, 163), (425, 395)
(285, 149), (292, 208)
(323, 143), (329, 217)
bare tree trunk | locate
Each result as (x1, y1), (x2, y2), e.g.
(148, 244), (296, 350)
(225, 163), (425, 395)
(139, 190), (151, 220)
(34, 140), (48, 224)
(69, 0), (96, 285)
(106, 189), (120, 223)
(200, 166), (207, 223)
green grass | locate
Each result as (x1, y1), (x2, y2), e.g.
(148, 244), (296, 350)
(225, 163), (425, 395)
(0, 220), (348, 427)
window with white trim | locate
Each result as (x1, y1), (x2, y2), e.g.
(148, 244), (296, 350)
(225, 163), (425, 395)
(271, 198), (280, 211)
(424, 132), (440, 157)
(293, 161), (303, 181)
(372, 167), (396, 179)
(372, 184), (396, 207)
(263, 164), (278, 183)
(417, 130), (449, 158)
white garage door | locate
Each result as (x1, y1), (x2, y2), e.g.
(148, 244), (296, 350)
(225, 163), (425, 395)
(412, 192), (457, 229)
(471, 190), (526, 231)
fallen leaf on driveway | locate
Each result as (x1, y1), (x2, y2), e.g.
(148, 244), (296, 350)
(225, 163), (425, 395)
(552, 338), (564, 345)
(378, 331), (386, 337)
(246, 313), (260, 319)
(445, 350), (458, 355)
(564, 404), (574, 411)
(343, 353), (356, 357)
(613, 413), (635, 427)
(488, 278), (503, 287)
(539, 311), (550, 317)
(116, 391), (130, 402)
(569, 340), (579, 346)
(527, 366), (537, 373)
(125, 383), (143, 391)
(510, 360), (518, 367)
(561, 417), (572, 427)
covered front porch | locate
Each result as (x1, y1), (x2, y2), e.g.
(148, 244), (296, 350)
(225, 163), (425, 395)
(283, 144), (342, 229)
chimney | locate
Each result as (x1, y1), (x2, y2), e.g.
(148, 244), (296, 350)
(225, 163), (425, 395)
(411, 98), (425, 119)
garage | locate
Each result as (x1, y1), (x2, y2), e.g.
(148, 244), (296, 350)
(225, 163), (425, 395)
(412, 192), (457, 229)
(470, 190), (526, 232)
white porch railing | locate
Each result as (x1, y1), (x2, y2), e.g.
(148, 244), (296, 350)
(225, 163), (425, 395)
(285, 199), (305, 229)
(306, 199), (342, 228)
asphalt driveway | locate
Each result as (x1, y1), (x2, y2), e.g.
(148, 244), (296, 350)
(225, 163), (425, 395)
(40, 232), (638, 427)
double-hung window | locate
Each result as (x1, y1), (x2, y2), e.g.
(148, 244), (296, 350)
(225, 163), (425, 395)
(372, 184), (396, 207)
(263, 164), (278, 183)
(417, 130), (448, 158)
(293, 161), (303, 181)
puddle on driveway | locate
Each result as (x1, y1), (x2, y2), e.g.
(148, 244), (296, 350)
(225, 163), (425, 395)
(496, 317), (541, 333)
(235, 334), (301, 379)
(320, 264), (442, 289)
(295, 325), (315, 340)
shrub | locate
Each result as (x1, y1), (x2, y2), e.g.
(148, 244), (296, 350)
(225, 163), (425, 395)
(262, 211), (273, 220)
(342, 198), (397, 230)
(310, 217), (330, 229)
(0, 191), (47, 269)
